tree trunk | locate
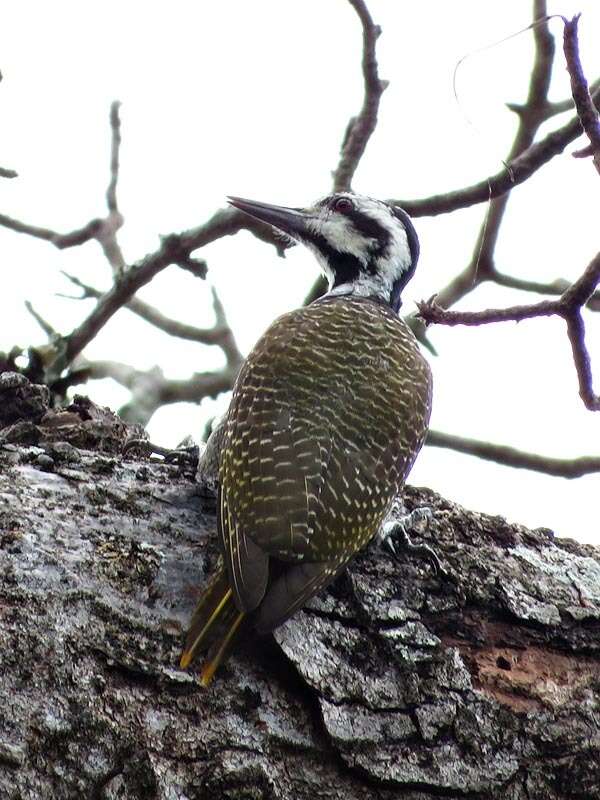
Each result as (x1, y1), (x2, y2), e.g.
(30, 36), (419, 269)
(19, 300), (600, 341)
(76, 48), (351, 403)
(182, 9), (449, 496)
(0, 373), (599, 800)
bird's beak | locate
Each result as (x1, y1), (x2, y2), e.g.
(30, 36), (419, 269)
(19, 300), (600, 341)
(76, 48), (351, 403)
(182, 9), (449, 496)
(228, 196), (311, 241)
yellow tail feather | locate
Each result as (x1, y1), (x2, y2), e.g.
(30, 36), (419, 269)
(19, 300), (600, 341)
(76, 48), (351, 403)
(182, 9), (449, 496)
(200, 611), (245, 687)
(180, 587), (233, 669)
(180, 565), (248, 682)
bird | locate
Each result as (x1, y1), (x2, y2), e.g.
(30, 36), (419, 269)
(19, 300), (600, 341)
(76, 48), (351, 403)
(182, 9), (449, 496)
(180, 192), (433, 685)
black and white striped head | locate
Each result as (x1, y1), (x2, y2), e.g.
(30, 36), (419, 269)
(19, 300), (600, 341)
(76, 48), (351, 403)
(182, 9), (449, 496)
(228, 192), (419, 312)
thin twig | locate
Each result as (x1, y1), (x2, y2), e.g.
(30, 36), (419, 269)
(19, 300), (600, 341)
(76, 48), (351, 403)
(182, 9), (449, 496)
(62, 273), (243, 368)
(396, 89), (600, 219)
(418, 251), (600, 410)
(24, 301), (58, 338)
(0, 214), (103, 248)
(417, 10), (600, 412)
(426, 430), (600, 478)
(106, 101), (121, 213)
(96, 101), (127, 272)
(305, 0), (386, 304)
(417, 296), (555, 326)
(77, 358), (239, 426)
(403, 1), (558, 317)
(332, 0), (386, 192)
(208, 286), (245, 368)
(493, 271), (600, 312)
(51, 206), (281, 376)
(0, 103), (126, 268)
(547, 76), (600, 116)
(563, 15), (600, 172)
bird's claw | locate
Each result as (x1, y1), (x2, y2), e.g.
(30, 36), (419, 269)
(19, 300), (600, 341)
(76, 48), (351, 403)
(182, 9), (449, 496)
(378, 506), (442, 576)
(123, 438), (200, 473)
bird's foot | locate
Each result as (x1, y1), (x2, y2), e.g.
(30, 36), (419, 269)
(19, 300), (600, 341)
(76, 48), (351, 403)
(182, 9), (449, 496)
(378, 507), (443, 576)
(123, 437), (200, 473)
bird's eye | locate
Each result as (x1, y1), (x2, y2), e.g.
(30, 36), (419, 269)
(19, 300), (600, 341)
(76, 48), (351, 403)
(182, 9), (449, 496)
(332, 197), (354, 214)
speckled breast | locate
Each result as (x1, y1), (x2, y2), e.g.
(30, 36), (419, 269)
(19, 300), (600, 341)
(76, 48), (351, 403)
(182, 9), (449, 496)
(220, 295), (432, 564)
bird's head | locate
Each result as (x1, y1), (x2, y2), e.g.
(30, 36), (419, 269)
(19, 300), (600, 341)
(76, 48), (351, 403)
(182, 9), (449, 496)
(228, 192), (419, 312)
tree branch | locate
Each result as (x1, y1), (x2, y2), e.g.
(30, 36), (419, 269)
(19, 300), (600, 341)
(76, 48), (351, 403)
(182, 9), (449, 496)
(79, 359), (238, 425)
(0, 214), (104, 248)
(62, 273), (243, 369)
(563, 15), (600, 172)
(419, 250), (600, 410)
(332, 0), (386, 192)
(305, 0), (387, 304)
(106, 101), (121, 214)
(396, 93), (600, 220)
(98, 100), (126, 273)
(24, 301), (58, 339)
(50, 207), (287, 377)
(546, 75), (600, 116)
(416, 11), (600, 412)
(410, 1), (558, 317)
(0, 102), (127, 272)
(492, 271), (600, 312)
(427, 429), (600, 478)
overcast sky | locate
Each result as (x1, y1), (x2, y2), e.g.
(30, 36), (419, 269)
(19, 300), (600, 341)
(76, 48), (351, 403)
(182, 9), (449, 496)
(1, 1), (599, 541)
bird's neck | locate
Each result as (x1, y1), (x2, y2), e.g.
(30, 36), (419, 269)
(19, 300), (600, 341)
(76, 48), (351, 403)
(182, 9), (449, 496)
(324, 274), (401, 312)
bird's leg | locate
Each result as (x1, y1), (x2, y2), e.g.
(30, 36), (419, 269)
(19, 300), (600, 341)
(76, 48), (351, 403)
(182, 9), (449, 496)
(123, 437), (200, 473)
(378, 507), (442, 576)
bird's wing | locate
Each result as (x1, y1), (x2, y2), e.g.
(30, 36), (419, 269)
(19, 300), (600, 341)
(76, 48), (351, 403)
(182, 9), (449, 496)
(219, 345), (332, 613)
(218, 354), (271, 613)
(253, 557), (349, 634)
(219, 486), (268, 613)
(219, 301), (431, 613)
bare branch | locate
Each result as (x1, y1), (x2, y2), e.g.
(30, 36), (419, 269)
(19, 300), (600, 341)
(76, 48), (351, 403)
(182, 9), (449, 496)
(62, 273), (243, 369)
(564, 310), (598, 411)
(0, 203), (285, 265)
(55, 235), (196, 374)
(0, 214), (103, 248)
(426, 430), (600, 478)
(24, 301), (58, 339)
(404, 4), (564, 316)
(395, 112), (587, 217)
(493, 271), (600, 312)
(208, 286), (244, 368)
(562, 15), (600, 172)
(412, 10), (600, 414)
(417, 295), (555, 326)
(306, 0), (386, 303)
(419, 251), (600, 327)
(0, 101), (126, 271)
(332, 0), (386, 192)
(396, 91), (600, 220)
(51, 206), (277, 376)
(106, 101), (121, 214)
(78, 359), (238, 426)
(96, 101), (127, 273)
(0, 92), (295, 385)
(419, 250), (600, 410)
(546, 75), (600, 116)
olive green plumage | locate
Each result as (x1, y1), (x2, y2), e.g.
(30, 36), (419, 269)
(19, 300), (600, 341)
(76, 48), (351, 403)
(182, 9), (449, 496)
(181, 293), (431, 683)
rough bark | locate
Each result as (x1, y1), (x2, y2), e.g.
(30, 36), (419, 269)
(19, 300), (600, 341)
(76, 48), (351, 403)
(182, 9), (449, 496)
(0, 373), (599, 800)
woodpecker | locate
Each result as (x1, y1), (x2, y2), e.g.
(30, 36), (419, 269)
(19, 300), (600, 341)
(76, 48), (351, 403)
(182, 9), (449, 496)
(180, 192), (432, 684)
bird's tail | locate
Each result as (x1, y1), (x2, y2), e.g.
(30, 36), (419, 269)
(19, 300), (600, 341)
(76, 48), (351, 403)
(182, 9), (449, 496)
(180, 563), (245, 686)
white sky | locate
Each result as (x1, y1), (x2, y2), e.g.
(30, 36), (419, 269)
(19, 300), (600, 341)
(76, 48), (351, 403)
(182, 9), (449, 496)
(1, 1), (599, 541)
